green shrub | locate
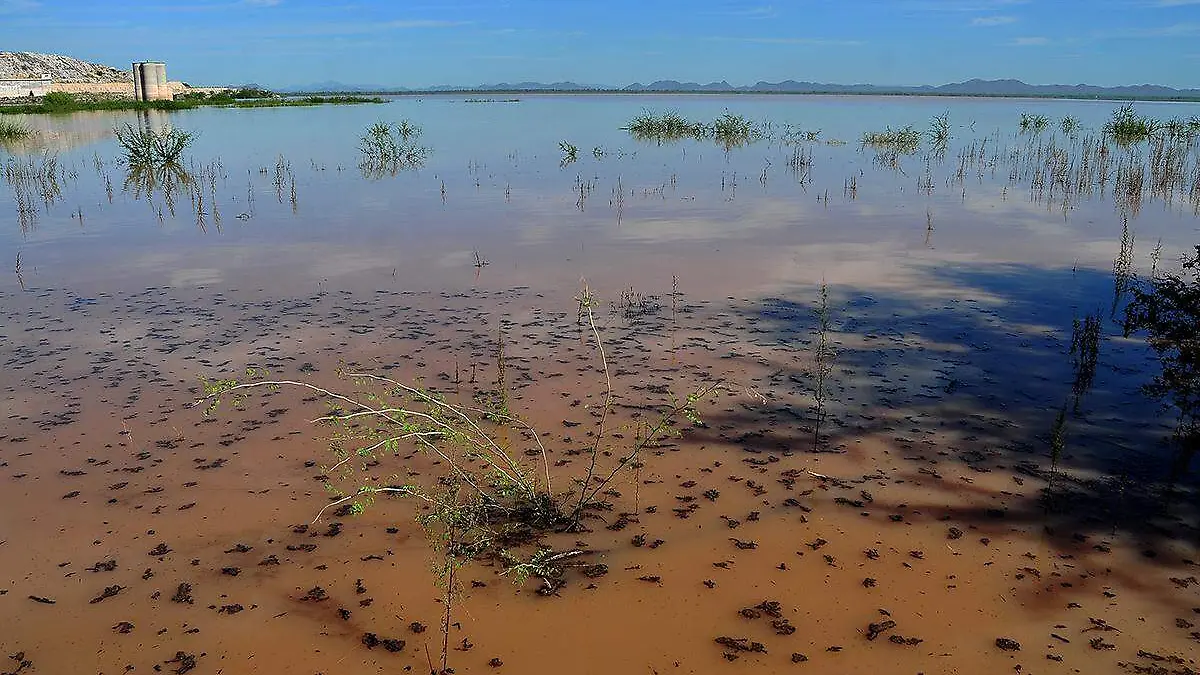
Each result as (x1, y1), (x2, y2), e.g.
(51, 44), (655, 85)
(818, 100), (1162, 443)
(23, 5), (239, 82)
(41, 91), (77, 111)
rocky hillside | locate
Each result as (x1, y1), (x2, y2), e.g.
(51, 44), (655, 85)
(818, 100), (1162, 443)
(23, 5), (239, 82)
(0, 51), (130, 83)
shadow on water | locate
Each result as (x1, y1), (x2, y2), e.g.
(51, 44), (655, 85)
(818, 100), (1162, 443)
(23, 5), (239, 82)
(700, 260), (1199, 558)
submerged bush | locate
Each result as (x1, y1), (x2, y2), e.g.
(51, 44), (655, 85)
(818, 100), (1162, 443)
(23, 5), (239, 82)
(1019, 112), (1050, 134)
(1105, 104), (1158, 146)
(359, 120), (428, 178)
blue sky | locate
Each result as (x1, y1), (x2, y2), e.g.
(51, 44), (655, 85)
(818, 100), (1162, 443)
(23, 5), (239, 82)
(1, 0), (1198, 89)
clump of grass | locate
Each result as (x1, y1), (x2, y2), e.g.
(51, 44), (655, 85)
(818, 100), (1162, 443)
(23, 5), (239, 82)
(1019, 112), (1050, 134)
(358, 121), (428, 178)
(624, 109), (765, 149)
(861, 125), (921, 153)
(0, 119), (32, 141)
(1104, 104), (1158, 146)
(712, 112), (764, 150)
(625, 110), (707, 142)
(113, 124), (195, 164)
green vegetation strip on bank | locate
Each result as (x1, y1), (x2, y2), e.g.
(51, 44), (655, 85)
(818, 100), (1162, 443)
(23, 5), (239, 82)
(0, 91), (385, 115)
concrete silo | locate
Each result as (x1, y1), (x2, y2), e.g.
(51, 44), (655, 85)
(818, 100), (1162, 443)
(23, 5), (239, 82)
(133, 62), (170, 101)
(152, 63), (168, 99)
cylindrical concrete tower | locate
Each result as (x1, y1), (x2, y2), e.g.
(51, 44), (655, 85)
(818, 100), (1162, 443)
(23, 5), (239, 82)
(153, 63), (168, 100)
(132, 63), (144, 101)
(140, 63), (158, 101)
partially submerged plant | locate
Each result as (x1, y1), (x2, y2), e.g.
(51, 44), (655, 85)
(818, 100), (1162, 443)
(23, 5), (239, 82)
(358, 120), (428, 178)
(625, 110), (708, 143)
(712, 112), (764, 151)
(113, 123), (195, 164)
(1061, 116), (1081, 137)
(559, 141), (578, 167)
(624, 109), (764, 149)
(196, 283), (724, 595)
(1019, 113), (1050, 134)
(1104, 104), (1157, 146)
(928, 111), (951, 155)
(861, 126), (921, 153)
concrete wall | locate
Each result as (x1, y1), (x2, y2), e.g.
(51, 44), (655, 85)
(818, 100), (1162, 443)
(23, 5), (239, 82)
(0, 78), (51, 98)
(49, 80), (200, 98)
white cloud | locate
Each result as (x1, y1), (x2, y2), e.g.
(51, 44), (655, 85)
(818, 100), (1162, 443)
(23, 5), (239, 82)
(971, 15), (1017, 26)
(1009, 36), (1049, 45)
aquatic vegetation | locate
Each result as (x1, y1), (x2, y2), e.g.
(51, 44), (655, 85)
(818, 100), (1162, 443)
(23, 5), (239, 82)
(928, 111), (951, 154)
(358, 120), (428, 178)
(612, 286), (662, 320)
(861, 125), (921, 169)
(197, 280), (722, 587)
(787, 145), (813, 184)
(232, 95), (385, 108)
(712, 112), (764, 150)
(3, 152), (61, 234)
(625, 110), (708, 142)
(0, 119), (31, 141)
(1061, 115), (1081, 137)
(113, 123), (195, 165)
(861, 125), (921, 152)
(624, 109), (764, 149)
(559, 141), (578, 167)
(1104, 104), (1158, 146)
(781, 125), (822, 144)
(1019, 112), (1050, 134)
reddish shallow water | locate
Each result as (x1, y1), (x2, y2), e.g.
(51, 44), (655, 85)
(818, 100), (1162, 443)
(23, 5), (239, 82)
(3, 96), (1200, 674)
(1, 283), (1197, 675)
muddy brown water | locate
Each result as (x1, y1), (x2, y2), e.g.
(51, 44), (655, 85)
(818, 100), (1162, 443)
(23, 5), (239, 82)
(2, 95), (1200, 674)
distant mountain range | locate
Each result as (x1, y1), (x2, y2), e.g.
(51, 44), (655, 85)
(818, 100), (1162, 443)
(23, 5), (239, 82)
(278, 78), (1200, 100)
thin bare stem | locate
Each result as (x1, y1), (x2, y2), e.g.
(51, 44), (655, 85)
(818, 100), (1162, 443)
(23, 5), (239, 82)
(572, 281), (614, 517)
